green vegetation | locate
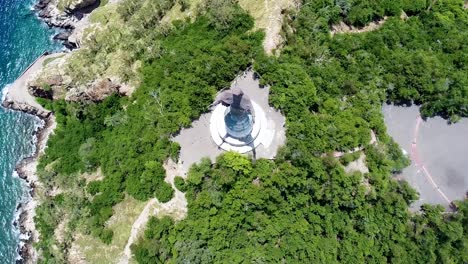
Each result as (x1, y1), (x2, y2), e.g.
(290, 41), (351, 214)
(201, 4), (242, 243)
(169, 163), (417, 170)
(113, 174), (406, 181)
(34, 0), (467, 263)
(265, 0), (467, 122)
(340, 151), (361, 166)
(42, 54), (65, 67)
(66, 0), (179, 85)
(132, 0), (466, 263)
(34, 1), (262, 261)
(73, 196), (146, 263)
(314, 0), (429, 27)
(174, 176), (187, 192)
(133, 152), (467, 263)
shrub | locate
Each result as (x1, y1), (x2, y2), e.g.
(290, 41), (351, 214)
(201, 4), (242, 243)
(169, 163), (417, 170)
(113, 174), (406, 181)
(174, 176), (187, 192)
(155, 182), (174, 203)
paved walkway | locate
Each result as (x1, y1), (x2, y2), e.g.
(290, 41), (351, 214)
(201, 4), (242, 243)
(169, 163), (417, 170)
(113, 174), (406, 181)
(173, 70), (286, 174)
(383, 104), (468, 210)
(4, 53), (64, 113)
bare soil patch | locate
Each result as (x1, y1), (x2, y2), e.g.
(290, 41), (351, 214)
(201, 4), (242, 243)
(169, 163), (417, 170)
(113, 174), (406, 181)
(331, 17), (388, 36)
(239, 0), (298, 54)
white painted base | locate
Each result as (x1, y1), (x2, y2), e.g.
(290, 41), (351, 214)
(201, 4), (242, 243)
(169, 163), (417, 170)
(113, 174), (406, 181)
(210, 101), (270, 153)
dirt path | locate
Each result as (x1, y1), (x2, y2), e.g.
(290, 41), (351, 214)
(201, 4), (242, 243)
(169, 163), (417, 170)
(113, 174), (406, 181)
(330, 17), (388, 36)
(239, 0), (297, 55)
(118, 160), (187, 264)
(118, 198), (158, 264)
(330, 130), (377, 158)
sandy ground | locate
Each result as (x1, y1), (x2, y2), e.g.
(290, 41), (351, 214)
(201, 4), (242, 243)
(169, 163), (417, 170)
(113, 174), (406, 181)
(173, 70), (286, 173)
(4, 53), (64, 114)
(383, 104), (468, 210)
(239, 0), (297, 54)
(173, 113), (224, 174)
(344, 153), (369, 174)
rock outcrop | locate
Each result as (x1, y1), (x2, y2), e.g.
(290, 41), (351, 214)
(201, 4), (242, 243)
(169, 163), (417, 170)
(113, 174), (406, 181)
(66, 78), (122, 102)
(67, 0), (99, 12)
(2, 99), (51, 119)
(34, 0), (99, 48)
(36, 2), (77, 29)
(53, 31), (71, 41)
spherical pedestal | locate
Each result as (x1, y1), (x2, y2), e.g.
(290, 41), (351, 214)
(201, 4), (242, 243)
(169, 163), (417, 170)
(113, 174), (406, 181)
(210, 101), (267, 153)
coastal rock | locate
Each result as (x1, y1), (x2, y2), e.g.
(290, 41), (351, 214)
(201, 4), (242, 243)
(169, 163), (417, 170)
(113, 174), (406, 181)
(38, 8), (52, 18)
(34, 0), (100, 30)
(66, 78), (121, 101)
(28, 86), (53, 100)
(63, 40), (78, 50)
(9, 114), (57, 264)
(2, 99), (51, 119)
(54, 32), (79, 50)
(34, 0), (51, 10)
(35, 0), (77, 29)
(68, 0), (99, 12)
(53, 31), (71, 41)
(67, 10), (90, 47)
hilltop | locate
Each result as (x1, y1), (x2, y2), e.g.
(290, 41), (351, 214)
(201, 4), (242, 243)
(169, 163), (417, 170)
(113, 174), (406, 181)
(5, 0), (467, 263)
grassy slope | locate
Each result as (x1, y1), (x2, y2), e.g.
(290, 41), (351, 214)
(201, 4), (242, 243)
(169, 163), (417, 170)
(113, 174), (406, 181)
(72, 196), (146, 263)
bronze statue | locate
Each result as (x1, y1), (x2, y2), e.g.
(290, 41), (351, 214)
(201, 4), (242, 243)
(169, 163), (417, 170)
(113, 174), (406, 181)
(211, 87), (255, 139)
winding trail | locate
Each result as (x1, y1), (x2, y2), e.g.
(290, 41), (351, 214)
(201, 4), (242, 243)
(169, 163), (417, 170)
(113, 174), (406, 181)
(118, 160), (187, 264)
(118, 198), (157, 264)
(410, 116), (452, 204)
(330, 130), (377, 158)
(330, 17), (388, 36)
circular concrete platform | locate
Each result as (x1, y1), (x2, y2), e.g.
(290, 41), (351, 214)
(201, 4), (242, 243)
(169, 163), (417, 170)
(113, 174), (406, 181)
(210, 101), (268, 153)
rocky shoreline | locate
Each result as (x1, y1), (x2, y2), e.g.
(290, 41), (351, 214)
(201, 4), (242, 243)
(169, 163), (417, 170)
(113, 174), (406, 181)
(33, 0), (100, 49)
(4, 0), (99, 262)
(5, 73), (56, 264)
(11, 115), (56, 264)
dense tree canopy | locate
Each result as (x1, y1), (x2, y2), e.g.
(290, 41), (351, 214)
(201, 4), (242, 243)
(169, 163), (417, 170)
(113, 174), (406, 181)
(260, 0), (467, 122)
(132, 1), (467, 263)
(133, 152), (467, 263)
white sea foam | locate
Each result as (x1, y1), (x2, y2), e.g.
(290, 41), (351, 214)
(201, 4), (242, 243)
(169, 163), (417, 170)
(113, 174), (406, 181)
(1, 83), (11, 102)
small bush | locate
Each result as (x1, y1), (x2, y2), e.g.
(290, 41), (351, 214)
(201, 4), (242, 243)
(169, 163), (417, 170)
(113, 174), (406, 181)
(99, 228), (114, 245)
(174, 176), (187, 192)
(340, 152), (361, 166)
(155, 181), (174, 203)
(87, 181), (101, 195)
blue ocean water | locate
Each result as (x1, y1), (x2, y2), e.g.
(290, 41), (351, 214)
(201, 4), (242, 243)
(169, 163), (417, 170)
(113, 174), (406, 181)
(0, 0), (59, 261)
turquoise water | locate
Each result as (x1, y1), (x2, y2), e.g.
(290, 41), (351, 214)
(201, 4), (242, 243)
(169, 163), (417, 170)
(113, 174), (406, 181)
(0, 0), (59, 261)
